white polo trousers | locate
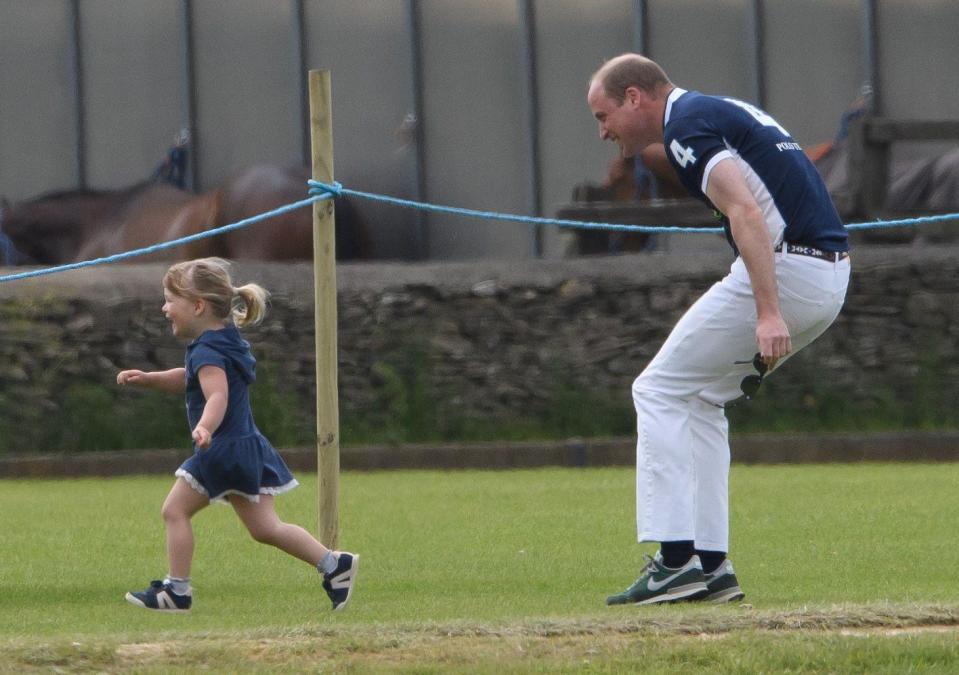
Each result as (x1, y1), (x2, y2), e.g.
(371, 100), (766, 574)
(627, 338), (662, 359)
(632, 251), (850, 551)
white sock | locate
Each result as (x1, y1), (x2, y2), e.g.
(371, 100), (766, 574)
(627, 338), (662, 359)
(318, 551), (338, 575)
(164, 576), (191, 595)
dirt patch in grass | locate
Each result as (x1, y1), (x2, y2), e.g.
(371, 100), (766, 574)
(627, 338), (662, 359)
(838, 625), (959, 637)
(8, 604), (959, 673)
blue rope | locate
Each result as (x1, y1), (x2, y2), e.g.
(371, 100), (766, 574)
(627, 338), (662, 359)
(2, 177), (958, 285)
(845, 214), (959, 230)
(309, 180), (959, 234)
(0, 194), (330, 284)
(308, 180), (725, 234)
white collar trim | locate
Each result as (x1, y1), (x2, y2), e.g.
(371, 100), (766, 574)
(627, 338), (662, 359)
(664, 87), (688, 125)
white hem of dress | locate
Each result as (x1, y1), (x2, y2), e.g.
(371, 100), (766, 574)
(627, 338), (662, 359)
(261, 478), (299, 497)
(175, 469), (299, 504)
(175, 468), (209, 496)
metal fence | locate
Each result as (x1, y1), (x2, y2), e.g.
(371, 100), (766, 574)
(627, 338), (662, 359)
(2, 0), (958, 260)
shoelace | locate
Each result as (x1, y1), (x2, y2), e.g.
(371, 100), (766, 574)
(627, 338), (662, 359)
(639, 554), (656, 575)
(624, 554), (663, 588)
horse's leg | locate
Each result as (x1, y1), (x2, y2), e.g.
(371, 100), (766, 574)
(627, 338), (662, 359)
(75, 231), (115, 262)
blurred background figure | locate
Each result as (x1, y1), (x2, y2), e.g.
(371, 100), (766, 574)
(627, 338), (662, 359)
(153, 129), (191, 191)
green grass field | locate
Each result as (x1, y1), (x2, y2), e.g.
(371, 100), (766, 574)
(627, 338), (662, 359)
(3, 463), (959, 672)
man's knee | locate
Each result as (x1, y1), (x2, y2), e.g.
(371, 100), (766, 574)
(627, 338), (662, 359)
(631, 373), (649, 401)
(631, 372), (665, 408)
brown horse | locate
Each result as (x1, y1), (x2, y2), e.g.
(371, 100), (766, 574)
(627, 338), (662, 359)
(78, 183), (221, 263)
(211, 165), (370, 261)
(0, 182), (218, 265)
(0, 165), (369, 266)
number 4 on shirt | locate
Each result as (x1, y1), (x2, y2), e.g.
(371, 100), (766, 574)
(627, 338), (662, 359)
(724, 98), (789, 137)
(670, 139), (697, 168)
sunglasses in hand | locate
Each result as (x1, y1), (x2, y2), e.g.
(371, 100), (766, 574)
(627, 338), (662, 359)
(736, 352), (769, 400)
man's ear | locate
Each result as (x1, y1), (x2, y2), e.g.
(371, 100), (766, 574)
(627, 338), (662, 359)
(624, 86), (643, 108)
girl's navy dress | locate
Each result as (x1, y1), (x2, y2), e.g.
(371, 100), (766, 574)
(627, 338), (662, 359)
(175, 325), (298, 503)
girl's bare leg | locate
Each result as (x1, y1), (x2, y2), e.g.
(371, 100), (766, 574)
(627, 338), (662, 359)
(229, 494), (330, 565)
(161, 477), (209, 578)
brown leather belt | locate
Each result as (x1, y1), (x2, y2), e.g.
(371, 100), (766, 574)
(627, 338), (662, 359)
(775, 242), (849, 262)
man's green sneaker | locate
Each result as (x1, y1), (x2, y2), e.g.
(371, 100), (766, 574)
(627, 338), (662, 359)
(702, 558), (745, 603)
(606, 552), (709, 606)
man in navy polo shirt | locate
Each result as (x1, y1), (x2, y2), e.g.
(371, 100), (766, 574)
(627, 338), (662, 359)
(587, 53), (850, 606)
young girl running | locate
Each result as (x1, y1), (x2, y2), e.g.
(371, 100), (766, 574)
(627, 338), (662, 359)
(117, 257), (358, 612)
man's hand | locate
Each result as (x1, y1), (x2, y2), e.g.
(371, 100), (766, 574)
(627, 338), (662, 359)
(756, 314), (792, 369)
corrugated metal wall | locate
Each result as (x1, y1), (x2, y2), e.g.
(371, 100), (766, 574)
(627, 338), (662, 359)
(1, 0), (956, 260)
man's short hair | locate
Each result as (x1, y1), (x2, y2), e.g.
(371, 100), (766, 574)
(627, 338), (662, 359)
(594, 54), (672, 103)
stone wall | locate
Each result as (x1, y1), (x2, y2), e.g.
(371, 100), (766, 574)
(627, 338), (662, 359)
(1, 242), (958, 454)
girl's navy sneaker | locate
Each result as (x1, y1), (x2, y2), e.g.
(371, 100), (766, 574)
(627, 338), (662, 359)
(322, 552), (359, 611)
(125, 579), (192, 612)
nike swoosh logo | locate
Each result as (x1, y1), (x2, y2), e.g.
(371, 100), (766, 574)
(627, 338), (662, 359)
(647, 567), (692, 591)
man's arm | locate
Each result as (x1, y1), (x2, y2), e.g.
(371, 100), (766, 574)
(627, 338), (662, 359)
(639, 144), (686, 197)
(705, 158), (792, 366)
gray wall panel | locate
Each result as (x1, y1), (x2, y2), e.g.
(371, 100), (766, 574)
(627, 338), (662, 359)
(2, 1), (959, 259)
(304, 0), (416, 259)
(419, 0), (528, 259)
(0, 0), (76, 199)
(880, 0), (959, 120)
(880, 0), (959, 161)
(764, 0), (862, 146)
(192, 0), (300, 189)
(647, 0), (751, 101)
(536, 0), (633, 258)
(81, 0), (183, 189)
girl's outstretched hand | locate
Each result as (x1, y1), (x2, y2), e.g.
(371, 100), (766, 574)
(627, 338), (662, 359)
(192, 424), (212, 449)
(117, 369), (149, 386)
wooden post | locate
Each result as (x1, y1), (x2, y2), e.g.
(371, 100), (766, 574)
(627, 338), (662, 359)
(309, 70), (339, 548)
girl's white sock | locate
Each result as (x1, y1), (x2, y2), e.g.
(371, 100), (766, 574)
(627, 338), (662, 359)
(318, 551), (337, 575)
(164, 575), (191, 595)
